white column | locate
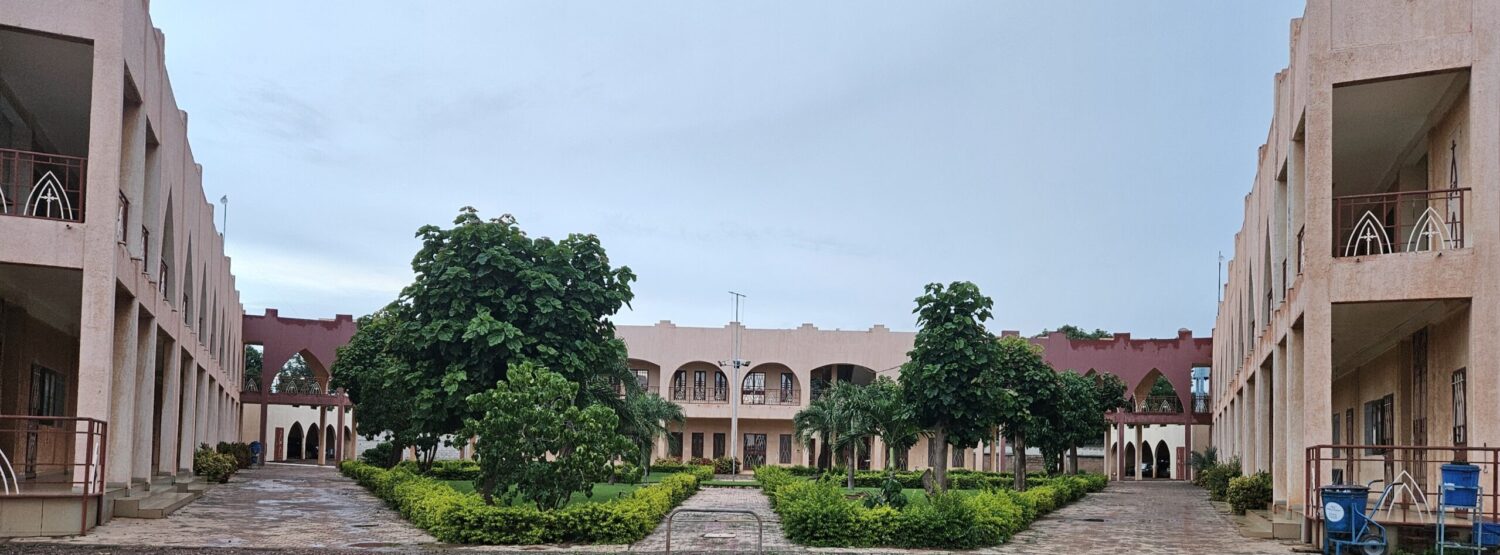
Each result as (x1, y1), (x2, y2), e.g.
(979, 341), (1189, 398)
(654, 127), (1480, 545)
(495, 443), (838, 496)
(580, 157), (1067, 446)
(157, 343), (180, 474)
(106, 301), (140, 486)
(132, 320), (158, 481)
(176, 359), (198, 471)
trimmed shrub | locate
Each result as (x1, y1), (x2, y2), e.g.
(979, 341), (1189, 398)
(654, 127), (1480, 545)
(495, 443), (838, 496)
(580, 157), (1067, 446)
(711, 456), (736, 474)
(427, 459), (482, 481)
(1200, 458), (1243, 502)
(194, 444), (237, 483)
(612, 462), (643, 485)
(216, 442), (253, 469)
(1227, 471), (1273, 515)
(338, 460), (709, 545)
(360, 441), (401, 469)
(896, 491), (981, 549)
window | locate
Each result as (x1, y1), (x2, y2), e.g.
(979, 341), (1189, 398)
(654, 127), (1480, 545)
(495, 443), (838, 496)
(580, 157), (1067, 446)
(1332, 412), (1342, 457)
(952, 447), (965, 468)
(713, 433), (726, 459)
(779, 434), (793, 464)
(714, 371), (728, 401)
(693, 371), (706, 400)
(634, 370), (649, 390)
(29, 365), (67, 422)
(1344, 408), (1354, 458)
(669, 432), (682, 458)
(742, 372), (765, 405)
(1453, 368), (1468, 446)
(780, 373), (795, 403)
(1364, 395), (1394, 455)
(671, 371), (686, 400)
(690, 432), (704, 459)
(116, 192), (129, 244)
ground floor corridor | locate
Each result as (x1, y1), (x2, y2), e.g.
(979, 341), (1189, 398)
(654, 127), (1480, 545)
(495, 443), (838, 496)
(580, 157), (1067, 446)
(4, 468), (1296, 554)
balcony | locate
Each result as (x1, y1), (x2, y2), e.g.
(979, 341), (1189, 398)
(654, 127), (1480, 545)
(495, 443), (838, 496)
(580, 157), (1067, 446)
(0, 148), (87, 223)
(742, 386), (800, 406)
(1334, 188), (1468, 258)
(669, 385), (728, 404)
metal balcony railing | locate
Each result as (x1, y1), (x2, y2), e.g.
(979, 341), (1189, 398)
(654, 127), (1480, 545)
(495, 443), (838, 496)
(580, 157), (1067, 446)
(0, 148), (87, 223)
(742, 386), (800, 406)
(1134, 395), (1184, 414)
(0, 415), (108, 535)
(1191, 393), (1212, 414)
(670, 385), (729, 404)
(1334, 188), (1468, 257)
(1305, 444), (1500, 534)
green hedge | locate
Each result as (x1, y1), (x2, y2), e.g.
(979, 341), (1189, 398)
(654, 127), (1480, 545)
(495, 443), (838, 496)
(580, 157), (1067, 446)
(1227, 471), (1272, 515)
(340, 460), (713, 544)
(754, 466), (1106, 549)
(1200, 458), (1242, 502)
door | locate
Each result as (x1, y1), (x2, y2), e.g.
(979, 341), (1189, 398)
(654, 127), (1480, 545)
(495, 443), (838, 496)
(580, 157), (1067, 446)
(743, 434), (767, 470)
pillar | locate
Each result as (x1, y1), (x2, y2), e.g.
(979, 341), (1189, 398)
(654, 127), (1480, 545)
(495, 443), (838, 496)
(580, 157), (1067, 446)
(176, 357), (198, 472)
(157, 340), (181, 475)
(106, 300), (140, 486)
(1272, 340), (1288, 502)
(1257, 366), (1272, 474)
(1116, 422), (1126, 480)
(318, 405), (328, 465)
(132, 320), (158, 482)
(1285, 325), (1307, 511)
(335, 403), (346, 462)
(1133, 425), (1143, 481)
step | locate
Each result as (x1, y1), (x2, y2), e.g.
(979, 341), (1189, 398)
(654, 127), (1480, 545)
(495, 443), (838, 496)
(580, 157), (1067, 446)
(113, 489), (197, 519)
(1231, 512), (1275, 539)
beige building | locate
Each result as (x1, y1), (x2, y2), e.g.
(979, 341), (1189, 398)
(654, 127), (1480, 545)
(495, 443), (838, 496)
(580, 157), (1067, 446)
(0, 1), (244, 536)
(622, 322), (1208, 476)
(1212, 0), (1499, 537)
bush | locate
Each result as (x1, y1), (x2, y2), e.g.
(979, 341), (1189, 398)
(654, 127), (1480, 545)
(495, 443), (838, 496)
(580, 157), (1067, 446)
(649, 457), (688, 474)
(766, 469), (1092, 549)
(711, 457), (736, 474)
(428, 459), (482, 481)
(338, 460), (709, 544)
(216, 442), (253, 469)
(361, 441), (401, 469)
(612, 462), (643, 485)
(194, 444), (237, 483)
(1200, 458), (1243, 502)
(1227, 471), (1273, 515)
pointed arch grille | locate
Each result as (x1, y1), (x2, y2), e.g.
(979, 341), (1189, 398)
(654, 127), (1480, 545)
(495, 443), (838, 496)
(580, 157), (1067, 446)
(0, 148), (87, 222)
(1334, 188), (1467, 257)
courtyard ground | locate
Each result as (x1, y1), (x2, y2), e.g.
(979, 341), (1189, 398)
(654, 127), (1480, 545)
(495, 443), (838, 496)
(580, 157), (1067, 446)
(1, 466), (1298, 554)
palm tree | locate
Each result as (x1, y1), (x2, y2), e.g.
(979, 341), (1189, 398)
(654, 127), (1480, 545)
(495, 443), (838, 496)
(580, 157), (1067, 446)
(860, 377), (921, 471)
(619, 391), (685, 477)
(795, 382), (873, 490)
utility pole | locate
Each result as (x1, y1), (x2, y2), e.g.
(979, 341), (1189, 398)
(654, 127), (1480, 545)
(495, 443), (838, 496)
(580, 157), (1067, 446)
(721, 291), (748, 473)
(219, 195), (229, 239)
(1217, 251), (1224, 303)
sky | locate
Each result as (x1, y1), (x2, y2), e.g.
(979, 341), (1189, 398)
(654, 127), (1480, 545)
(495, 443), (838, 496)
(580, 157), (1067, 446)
(152, 1), (1307, 337)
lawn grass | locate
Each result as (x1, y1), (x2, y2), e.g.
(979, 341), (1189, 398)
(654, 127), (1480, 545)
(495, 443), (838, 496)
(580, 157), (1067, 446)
(441, 480), (644, 507)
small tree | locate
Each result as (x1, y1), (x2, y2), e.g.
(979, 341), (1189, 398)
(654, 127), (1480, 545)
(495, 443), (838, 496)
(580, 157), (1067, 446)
(332, 308), (442, 469)
(993, 335), (1057, 490)
(618, 391), (684, 477)
(1038, 325), (1112, 340)
(861, 377), (921, 471)
(901, 282), (1014, 492)
(465, 363), (633, 510)
(794, 382), (870, 489)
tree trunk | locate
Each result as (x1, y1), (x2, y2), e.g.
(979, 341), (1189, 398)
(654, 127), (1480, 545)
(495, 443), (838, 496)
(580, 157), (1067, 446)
(847, 446), (857, 490)
(1011, 433), (1027, 491)
(932, 428), (949, 493)
(1068, 446), (1079, 474)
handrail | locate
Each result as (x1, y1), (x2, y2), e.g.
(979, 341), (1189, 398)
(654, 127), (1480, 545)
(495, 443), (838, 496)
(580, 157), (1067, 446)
(665, 508), (763, 554)
(0, 447), (14, 495)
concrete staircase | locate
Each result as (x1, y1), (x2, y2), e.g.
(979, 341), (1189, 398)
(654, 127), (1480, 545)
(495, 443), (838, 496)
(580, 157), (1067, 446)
(112, 474), (207, 519)
(1214, 500), (1302, 540)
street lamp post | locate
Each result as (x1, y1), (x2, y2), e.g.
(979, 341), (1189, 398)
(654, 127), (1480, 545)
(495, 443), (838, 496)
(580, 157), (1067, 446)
(721, 292), (748, 473)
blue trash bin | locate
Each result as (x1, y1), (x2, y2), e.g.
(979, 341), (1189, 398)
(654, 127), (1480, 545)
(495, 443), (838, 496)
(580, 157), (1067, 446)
(1478, 522), (1500, 547)
(1442, 464), (1481, 507)
(1321, 485), (1370, 537)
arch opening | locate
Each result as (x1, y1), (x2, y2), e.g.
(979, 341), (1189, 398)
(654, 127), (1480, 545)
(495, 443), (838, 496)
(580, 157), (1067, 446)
(287, 422), (304, 461)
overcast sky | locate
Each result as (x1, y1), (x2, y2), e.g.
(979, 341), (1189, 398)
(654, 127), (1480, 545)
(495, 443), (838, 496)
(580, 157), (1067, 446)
(153, 1), (1305, 337)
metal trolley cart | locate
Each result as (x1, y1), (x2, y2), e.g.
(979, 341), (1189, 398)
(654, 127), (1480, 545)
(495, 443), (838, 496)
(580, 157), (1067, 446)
(1322, 481), (1393, 555)
(1437, 464), (1500, 554)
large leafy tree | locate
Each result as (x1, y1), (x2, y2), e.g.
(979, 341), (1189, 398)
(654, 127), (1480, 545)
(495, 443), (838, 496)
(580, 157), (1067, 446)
(243, 346), (263, 391)
(1028, 371), (1094, 475)
(272, 353), (320, 394)
(993, 335), (1058, 490)
(464, 363), (633, 510)
(393, 209), (635, 437)
(331, 308), (442, 467)
(900, 282), (1014, 492)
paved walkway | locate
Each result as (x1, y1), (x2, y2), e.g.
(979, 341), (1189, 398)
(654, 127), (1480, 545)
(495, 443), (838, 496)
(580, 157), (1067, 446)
(15, 463), (437, 551)
(632, 486), (790, 553)
(986, 481), (1297, 555)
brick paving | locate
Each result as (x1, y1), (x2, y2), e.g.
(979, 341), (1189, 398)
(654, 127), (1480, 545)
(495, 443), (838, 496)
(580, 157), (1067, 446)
(2, 470), (1301, 554)
(11, 463), (437, 551)
(632, 486), (790, 553)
